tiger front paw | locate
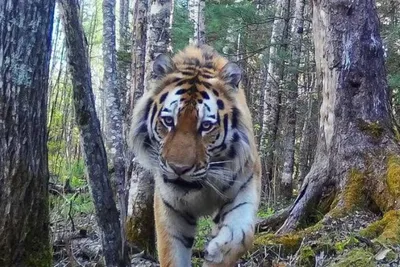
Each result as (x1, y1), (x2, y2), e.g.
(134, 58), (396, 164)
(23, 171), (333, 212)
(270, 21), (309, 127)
(204, 239), (224, 265)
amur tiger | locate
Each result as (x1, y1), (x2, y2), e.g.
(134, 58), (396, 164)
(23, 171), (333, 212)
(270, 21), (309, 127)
(129, 45), (261, 267)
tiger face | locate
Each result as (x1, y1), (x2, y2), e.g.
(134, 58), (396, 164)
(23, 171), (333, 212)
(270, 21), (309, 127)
(130, 45), (252, 188)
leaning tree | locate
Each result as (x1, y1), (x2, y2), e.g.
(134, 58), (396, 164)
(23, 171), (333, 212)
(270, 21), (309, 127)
(0, 0), (55, 265)
(278, 0), (400, 234)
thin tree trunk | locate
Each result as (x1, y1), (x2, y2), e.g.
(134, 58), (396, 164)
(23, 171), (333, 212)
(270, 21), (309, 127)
(260, 0), (290, 194)
(188, 0), (206, 45)
(103, 0), (129, 261)
(280, 0), (306, 199)
(129, 0), (147, 115)
(58, 1), (127, 265)
(143, 0), (172, 91)
(0, 1), (55, 265)
(117, 0), (131, 115)
(278, 0), (400, 234)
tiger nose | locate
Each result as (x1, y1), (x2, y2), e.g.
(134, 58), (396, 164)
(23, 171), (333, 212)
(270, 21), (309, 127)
(169, 163), (192, 175)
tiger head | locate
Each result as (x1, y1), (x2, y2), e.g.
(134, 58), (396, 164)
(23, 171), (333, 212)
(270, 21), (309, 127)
(130, 45), (253, 186)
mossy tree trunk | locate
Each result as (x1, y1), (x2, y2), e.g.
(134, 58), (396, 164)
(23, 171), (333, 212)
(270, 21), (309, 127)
(278, 0), (400, 234)
(0, 0), (55, 266)
(58, 0), (128, 265)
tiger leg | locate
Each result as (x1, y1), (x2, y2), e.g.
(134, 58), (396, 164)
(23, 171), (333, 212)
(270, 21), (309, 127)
(154, 191), (197, 267)
(202, 175), (260, 267)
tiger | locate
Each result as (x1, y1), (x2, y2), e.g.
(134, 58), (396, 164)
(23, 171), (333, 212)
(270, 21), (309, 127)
(129, 45), (261, 267)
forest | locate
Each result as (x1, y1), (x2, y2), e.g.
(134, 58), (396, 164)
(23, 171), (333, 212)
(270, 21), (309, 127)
(1, 0), (400, 266)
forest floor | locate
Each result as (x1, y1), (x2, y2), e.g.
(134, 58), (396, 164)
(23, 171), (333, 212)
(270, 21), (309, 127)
(50, 193), (400, 267)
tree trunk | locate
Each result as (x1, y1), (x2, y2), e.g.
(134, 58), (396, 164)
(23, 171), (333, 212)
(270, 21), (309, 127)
(117, 0), (131, 116)
(126, 0), (172, 255)
(126, 161), (156, 255)
(129, 0), (147, 114)
(278, 0), (400, 234)
(188, 0), (206, 45)
(58, 1), (128, 265)
(0, 1), (55, 265)
(102, 0), (129, 261)
(260, 0), (290, 195)
(280, 0), (306, 199)
(143, 0), (172, 91)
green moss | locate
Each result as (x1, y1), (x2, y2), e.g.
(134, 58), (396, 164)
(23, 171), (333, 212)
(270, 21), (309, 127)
(125, 202), (156, 255)
(387, 155), (400, 198)
(360, 210), (400, 244)
(331, 248), (375, 267)
(298, 246), (315, 266)
(357, 119), (384, 139)
(330, 169), (365, 217)
(254, 233), (302, 254)
(334, 236), (359, 253)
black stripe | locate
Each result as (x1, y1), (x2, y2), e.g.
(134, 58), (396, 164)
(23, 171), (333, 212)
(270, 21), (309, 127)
(173, 235), (195, 248)
(162, 198), (197, 226)
(160, 92), (169, 103)
(142, 99), (153, 121)
(231, 107), (240, 128)
(138, 123), (147, 133)
(228, 146), (236, 158)
(219, 224), (234, 242)
(204, 103), (211, 112)
(150, 105), (158, 126)
(222, 173), (237, 192)
(220, 202), (250, 222)
(201, 81), (212, 89)
(176, 89), (186, 95)
(143, 136), (152, 149)
(212, 89), (220, 97)
(181, 71), (195, 76)
(202, 74), (214, 79)
(210, 114), (228, 152)
(239, 174), (253, 191)
(163, 174), (203, 190)
(232, 132), (240, 142)
(217, 99), (224, 110)
(241, 229), (246, 247)
(200, 91), (210, 99)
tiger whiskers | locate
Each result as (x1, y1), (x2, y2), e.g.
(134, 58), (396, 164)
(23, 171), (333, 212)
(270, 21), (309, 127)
(203, 179), (229, 200)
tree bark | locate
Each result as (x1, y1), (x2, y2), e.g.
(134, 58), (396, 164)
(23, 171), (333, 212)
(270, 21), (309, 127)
(0, 1), (55, 265)
(129, 0), (148, 114)
(278, 0), (400, 234)
(188, 0), (206, 45)
(143, 0), (172, 91)
(58, 1), (127, 265)
(260, 0), (290, 194)
(102, 0), (129, 261)
(280, 0), (306, 199)
(117, 0), (131, 116)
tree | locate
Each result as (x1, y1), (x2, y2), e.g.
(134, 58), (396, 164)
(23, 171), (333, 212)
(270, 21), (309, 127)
(102, 0), (128, 258)
(278, 0), (400, 234)
(144, 0), (173, 91)
(129, 0), (148, 113)
(280, 0), (306, 199)
(260, 0), (290, 195)
(188, 0), (206, 45)
(58, 0), (128, 265)
(126, 0), (173, 255)
(0, 0), (55, 265)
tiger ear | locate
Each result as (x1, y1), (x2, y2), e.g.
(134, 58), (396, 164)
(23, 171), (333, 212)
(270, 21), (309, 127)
(153, 54), (175, 78)
(220, 62), (242, 90)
